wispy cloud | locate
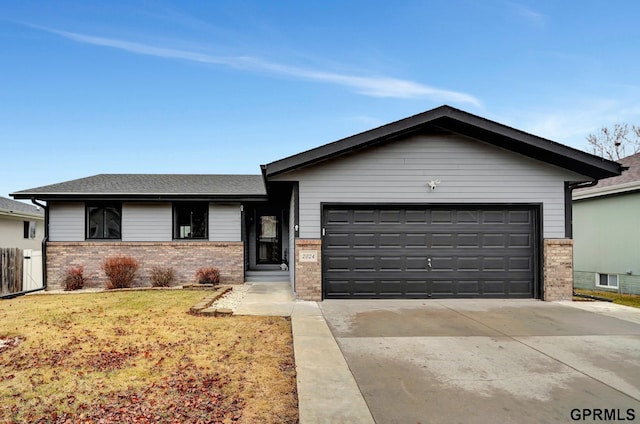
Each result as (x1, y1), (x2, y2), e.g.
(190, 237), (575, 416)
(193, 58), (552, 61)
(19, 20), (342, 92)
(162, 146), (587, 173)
(508, 2), (546, 27)
(40, 27), (481, 106)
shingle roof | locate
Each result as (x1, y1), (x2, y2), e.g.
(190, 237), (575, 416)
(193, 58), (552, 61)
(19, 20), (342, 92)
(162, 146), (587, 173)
(580, 152), (640, 189)
(0, 196), (44, 217)
(11, 174), (267, 200)
(264, 105), (623, 180)
(573, 152), (640, 200)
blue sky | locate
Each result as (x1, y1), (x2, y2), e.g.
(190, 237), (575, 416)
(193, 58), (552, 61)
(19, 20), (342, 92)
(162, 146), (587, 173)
(2, 0), (639, 198)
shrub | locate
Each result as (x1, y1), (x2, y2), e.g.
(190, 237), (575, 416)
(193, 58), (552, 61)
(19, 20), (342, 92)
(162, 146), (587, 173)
(195, 267), (220, 285)
(150, 266), (175, 287)
(63, 266), (85, 291)
(102, 256), (139, 289)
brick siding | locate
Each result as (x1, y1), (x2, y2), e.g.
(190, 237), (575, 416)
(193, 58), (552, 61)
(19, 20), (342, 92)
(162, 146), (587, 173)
(46, 241), (244, 290)
(294, 239), (322, 301)
(543, 238), (574, 301)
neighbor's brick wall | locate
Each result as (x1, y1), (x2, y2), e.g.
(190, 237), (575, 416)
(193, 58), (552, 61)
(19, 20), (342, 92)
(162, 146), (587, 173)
(46, 241), (244, 290)
(543, 238), (573, 301)
(295, 239), (322, 301)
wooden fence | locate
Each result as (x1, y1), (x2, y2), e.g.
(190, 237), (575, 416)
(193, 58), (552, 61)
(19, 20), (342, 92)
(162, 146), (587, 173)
(1, 248), (24, 295)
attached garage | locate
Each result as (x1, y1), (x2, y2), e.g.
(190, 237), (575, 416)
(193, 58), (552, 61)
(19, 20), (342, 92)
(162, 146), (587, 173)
(323, 205), (538, 299)
(264, 105), (623, 301)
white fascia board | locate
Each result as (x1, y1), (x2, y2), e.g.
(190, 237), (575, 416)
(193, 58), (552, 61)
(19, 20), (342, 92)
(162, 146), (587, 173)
(573, 181), (640, 200)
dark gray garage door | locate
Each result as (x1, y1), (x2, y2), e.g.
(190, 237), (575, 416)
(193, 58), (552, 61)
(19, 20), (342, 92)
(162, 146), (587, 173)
(322, 205), (537, 299)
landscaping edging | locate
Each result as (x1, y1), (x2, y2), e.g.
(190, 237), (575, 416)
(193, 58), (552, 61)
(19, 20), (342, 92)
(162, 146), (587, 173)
(188, 285), (234, 316)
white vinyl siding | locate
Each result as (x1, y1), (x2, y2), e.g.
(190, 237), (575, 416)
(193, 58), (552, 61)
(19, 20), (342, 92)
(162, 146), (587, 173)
(122, 203), (171, 241)
(209, 204), (241, 241)
(49, 202), (85, 241)
(270, 134), (586, 239)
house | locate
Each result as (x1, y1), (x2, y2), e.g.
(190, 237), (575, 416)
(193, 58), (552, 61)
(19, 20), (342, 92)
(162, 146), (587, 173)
(0, 196), (44, 250)
(573, 152), (640, 295)
(11, 105), (622, 300)
(0, 196), (45, 294)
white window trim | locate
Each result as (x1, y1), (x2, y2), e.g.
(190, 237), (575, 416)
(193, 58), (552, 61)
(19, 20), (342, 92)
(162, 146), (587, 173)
(596, 273), (619, 289)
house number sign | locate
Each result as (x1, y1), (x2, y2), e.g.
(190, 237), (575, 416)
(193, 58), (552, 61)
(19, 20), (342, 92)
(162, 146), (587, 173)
(300, 250), (318, 262)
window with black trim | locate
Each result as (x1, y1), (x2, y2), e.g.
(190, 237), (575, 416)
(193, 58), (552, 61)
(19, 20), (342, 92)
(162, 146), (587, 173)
(86, 203), (121, 239)
(173, 203), (208, 239)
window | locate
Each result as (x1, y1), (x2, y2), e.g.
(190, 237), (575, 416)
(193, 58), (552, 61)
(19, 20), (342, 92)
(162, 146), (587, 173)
(596, 273), (618, 289)
(23, 221), (36, 239)
(173, 203), (208, 239)
(87, 203), (121, 239)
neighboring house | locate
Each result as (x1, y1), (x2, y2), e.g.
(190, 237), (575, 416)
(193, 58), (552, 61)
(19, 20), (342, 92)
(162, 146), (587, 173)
(0, 196), (45, 294)
(11, 105), (622, 300)
(0, 196), (44, 250)
(573, 152), (640, 295)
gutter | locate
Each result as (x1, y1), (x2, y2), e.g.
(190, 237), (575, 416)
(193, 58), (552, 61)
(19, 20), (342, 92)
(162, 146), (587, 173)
(567, 180), (599, 191)
(30, 197), (48, 291)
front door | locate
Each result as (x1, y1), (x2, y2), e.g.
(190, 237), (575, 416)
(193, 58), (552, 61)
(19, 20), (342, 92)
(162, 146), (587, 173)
(257, 212), (280, 264)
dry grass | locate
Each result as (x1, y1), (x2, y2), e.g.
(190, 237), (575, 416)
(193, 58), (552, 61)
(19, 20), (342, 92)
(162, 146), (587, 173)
(575, 289), (640, 309)
(0, 290), (298, 423)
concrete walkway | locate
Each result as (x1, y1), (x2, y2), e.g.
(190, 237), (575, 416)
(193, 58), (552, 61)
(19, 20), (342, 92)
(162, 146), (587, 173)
(234, 281), (374, 424)
(233, 281), (295, 316)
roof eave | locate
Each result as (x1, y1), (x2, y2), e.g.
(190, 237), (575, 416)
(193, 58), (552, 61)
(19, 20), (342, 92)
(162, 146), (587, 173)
(11, 193), (269, 202)
(0, 209), (45, 220)
(572, 181), (640, 200)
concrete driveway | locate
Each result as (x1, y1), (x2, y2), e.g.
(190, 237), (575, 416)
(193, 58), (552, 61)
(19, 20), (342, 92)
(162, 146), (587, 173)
(319, 299), (640, 424)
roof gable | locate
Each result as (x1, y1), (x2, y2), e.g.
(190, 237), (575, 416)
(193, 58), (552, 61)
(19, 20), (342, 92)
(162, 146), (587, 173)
(263, 105), (623, 181)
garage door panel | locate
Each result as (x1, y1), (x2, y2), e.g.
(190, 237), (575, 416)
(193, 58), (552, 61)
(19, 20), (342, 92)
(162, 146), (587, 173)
(379, 210), (402, 223)
(456, 210), (480, 224)
(354, 210), (376, 223)
(323, 205), (536, 299)
(509, 234), (531, 247)
(431, 280), (454, 295)
(482, 210), (506, 224)
(508, 210), (532, 224)
(325, 209), (350, 224)
(432, 233), (454, 247)
(406, 210), (428, 223)
(406, 233), (428, 247)
(457, 233), (480, 247)
(380, 233), (403, 247)
(324, 233), (351, 248)
(431, 210), (453, 223)
(509, 257), (533, 271)
(379, 256), (403, 271)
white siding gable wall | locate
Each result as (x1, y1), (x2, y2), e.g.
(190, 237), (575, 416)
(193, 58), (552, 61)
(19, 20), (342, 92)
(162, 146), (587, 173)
(122, 203), (171, 241)
(209, 204), (241, 241)
(49, 202), (85, 241)
(271, 134), (587, 239)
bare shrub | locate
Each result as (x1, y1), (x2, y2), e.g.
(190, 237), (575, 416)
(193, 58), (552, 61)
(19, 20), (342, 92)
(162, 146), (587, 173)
(102, 256), (139, 289)
(63, 266), (85, 291)
(150, 266), (175, 287)
(195, 267), (220, 285)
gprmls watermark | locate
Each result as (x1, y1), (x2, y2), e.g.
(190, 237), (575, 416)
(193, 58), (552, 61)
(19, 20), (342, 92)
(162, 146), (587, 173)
(571, 409), (636, 421)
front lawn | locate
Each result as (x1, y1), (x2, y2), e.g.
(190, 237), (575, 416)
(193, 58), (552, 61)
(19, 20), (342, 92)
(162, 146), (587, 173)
(574, 289), (640, 309)
(0, 290), (298, 423)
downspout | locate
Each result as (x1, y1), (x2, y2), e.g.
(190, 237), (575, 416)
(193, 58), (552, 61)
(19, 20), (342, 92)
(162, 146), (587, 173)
(564, 179), (599, 239)
(31, 197), (48, 291)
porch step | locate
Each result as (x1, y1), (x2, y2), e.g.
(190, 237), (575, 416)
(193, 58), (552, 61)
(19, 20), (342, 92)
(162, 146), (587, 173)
(245, 270), (290, 282)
